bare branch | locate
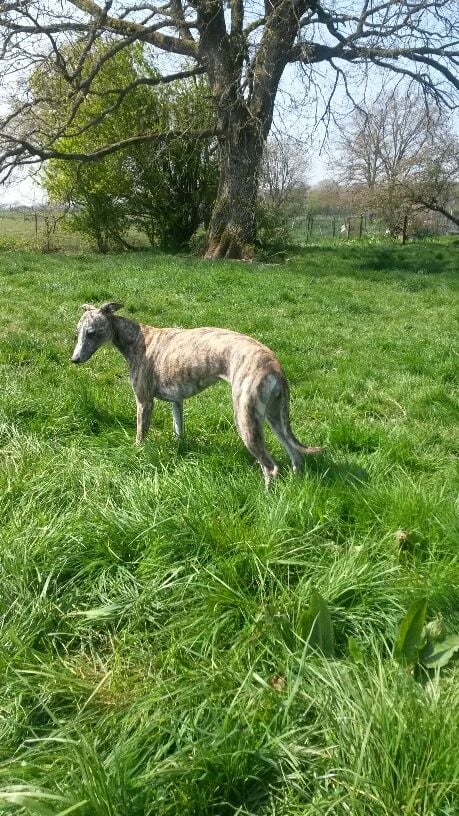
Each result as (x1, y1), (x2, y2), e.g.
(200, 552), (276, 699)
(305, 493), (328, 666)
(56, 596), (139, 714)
(68, 0), (198, 56)
(0, 128), (217, 176)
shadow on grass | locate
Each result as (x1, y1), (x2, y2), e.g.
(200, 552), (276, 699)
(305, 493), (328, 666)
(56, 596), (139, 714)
(177, 438), (369, 488)
(175, 436), (228, 457)
(289, 239), (457, 283)
(304, 452), (369, 485)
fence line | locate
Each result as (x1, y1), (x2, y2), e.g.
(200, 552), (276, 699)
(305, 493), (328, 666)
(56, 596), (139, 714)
(292, 210), (455, 243)
(0, 205), (456, 252)
(0, 206), (148, 251)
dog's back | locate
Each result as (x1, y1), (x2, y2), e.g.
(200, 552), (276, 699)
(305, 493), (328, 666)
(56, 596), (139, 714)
(139, 325), (285, 400)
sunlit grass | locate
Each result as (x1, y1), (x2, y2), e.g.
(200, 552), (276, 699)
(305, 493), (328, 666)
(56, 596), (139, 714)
(0, 238), (458, 814)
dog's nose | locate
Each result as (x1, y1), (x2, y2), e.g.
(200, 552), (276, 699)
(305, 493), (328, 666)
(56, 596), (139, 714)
(71, 356), (81, 364)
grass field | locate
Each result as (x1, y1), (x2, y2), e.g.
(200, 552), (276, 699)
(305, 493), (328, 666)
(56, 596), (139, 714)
(0, 210), (89, 253)
(0, 210), (150, 253)
(0, 239), (458, 815)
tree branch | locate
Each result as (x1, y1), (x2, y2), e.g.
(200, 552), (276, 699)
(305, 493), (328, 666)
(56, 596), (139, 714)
(414, 199), (459, 226)
(69, 0), (198, 57)
(0, 129), (217, 171)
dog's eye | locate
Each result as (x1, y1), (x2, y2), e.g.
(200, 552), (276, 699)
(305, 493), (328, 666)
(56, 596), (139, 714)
(86, 328), (96, 336)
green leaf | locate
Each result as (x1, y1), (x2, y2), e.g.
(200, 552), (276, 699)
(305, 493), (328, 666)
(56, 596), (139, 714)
(299, 590), (335, 657)
(348, 636), (364, 664)
(420, 634), (459, 669)
(394, 597), (427, 665)
(272, 613), (296, 651)
(68, 602), (126, 621)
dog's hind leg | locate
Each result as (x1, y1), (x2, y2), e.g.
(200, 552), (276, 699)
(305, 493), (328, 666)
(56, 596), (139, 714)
(233, 390), (278, 487)
(265, 390), (304, 473)
(136, 398), (154, 444)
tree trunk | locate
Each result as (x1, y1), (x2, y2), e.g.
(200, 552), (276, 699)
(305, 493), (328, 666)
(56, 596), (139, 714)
(205, 122), (263, 259)
(197, 0), (303, 260)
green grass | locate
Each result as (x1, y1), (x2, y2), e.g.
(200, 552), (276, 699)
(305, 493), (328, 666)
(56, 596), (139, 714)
(0, 238), (458, 815)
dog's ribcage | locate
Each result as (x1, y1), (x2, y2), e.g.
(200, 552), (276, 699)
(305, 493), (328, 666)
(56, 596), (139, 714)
(131, 326), (284, 403)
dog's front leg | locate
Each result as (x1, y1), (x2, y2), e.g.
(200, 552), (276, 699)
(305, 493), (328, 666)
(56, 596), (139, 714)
(136, 398), (153, 445)
(172, 401), (184, 438)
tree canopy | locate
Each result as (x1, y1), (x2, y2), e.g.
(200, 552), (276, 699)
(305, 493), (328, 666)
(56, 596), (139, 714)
(1, 0), (458, 256)
(38, 41), (217, 250)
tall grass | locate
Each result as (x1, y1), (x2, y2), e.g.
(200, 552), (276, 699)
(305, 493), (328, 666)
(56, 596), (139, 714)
(0, 239), (458, 814)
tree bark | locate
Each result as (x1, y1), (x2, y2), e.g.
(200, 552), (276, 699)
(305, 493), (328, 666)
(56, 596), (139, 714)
(205, 119), (263, 259)
(194, 0), (304, 259)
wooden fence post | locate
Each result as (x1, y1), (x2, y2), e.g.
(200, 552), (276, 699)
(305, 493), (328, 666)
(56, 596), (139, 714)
(402, 214), (408, 245)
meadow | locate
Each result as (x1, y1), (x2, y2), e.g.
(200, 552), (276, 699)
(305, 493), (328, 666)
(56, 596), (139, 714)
(0, 239), (458, 815)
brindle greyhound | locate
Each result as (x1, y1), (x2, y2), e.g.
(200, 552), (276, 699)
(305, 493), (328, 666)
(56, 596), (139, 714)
(71, 302), (322, 485)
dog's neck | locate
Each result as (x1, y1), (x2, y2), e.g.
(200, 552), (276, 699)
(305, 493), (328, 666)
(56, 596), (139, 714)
(111, 315), (144, 366)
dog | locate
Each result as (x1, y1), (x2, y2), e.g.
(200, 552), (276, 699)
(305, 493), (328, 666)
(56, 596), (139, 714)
(71, 302), (322, 485)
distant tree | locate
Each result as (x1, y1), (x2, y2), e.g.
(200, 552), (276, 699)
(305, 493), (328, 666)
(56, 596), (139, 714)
(261, 137), (309, 211)
(402, 139), (459, 228)
(307, 180), (352, 218)
(257, 136), (309, 248)
(337, 91), (459, 234)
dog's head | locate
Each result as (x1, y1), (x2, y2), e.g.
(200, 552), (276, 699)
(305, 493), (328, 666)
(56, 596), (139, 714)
(71, 302), (123, 364)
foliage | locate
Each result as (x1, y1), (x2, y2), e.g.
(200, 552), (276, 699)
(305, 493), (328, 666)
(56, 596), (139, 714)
(0, 240), (458, 814)
(394, 598), (459, 671)
(39, 42), (149, 252)
(39, 43), (217, 252)
(255, 200), (292, 259)
(306, 180), (349, 217)
(65, 193), (131, 253)
(127, 81), (218, 252)
(299, 589), (335, 656)
(394, 597), (428, 665)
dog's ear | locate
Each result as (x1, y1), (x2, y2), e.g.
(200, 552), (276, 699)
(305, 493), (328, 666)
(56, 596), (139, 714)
(81, 303), (97, 311)
(100, 302), (124, 315)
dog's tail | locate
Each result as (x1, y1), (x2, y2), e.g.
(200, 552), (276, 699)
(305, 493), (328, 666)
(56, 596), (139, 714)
(279, 378), (324, 455)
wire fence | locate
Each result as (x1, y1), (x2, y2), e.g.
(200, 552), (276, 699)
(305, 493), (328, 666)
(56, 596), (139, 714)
(292, 211), (456, 243)
(0, 207), (84, 251)
(0, 207), (149, 252)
